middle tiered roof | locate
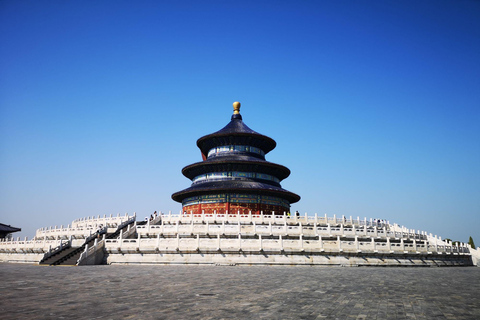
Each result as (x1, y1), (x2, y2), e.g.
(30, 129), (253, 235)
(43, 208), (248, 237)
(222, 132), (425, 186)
(196, 110), (277, 159)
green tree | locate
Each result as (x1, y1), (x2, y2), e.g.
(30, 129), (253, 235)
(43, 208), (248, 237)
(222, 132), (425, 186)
(445, 238), (458, 245)
(468, 236), (476, 248)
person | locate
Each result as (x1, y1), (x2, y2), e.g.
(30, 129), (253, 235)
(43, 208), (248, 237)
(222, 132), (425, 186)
(295, 210), (299, 217)
(287, 212), (291, 217)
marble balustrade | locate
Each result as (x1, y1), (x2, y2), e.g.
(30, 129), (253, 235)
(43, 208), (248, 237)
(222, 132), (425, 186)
(104, 234), (470, 255)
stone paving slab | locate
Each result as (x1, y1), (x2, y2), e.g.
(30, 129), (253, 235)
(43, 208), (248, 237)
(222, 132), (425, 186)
(0, 263), (479, 320)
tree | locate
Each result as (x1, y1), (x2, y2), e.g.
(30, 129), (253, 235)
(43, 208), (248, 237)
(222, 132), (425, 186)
(468, 236), (476, 248)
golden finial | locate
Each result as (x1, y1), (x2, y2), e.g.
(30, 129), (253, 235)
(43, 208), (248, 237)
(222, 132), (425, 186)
(233, 101), (241, 115)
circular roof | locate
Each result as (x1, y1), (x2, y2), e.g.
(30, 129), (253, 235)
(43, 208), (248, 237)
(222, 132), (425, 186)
(172, 180), (301, 204)
(196, 103), (276, 156)
(181, 159), (291, 181)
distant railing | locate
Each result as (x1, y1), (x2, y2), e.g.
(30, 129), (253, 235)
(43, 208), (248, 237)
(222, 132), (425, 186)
(71, 212), (136, 229)
(34, 213), (136, 240)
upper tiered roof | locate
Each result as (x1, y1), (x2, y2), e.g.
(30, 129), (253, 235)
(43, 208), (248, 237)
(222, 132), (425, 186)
(196, 101), (277, 159)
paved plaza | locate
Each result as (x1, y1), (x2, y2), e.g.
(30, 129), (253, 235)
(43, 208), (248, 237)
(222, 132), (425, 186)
(0, 263), (479, 320)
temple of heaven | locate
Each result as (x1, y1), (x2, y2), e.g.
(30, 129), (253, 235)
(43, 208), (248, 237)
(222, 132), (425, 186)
(172, 102), (300, 215)
(2, 101), (478, 267)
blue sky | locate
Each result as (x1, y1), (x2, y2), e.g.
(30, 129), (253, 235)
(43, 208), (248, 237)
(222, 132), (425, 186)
(1, 1), (479, 244)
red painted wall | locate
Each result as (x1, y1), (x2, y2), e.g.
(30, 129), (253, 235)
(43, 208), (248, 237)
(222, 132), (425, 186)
(183, 203), (289, 215)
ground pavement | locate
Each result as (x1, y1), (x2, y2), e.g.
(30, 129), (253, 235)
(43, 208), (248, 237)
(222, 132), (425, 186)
(0, 263), (479, 319)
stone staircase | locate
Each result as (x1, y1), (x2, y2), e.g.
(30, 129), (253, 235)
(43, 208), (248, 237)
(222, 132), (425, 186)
(39, 233), (100, 266)
(39, 246), (76, 265)
(38, 216), (152, 266)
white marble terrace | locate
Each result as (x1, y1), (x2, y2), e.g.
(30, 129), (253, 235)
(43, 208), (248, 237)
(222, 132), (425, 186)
(1, 211), (477, 266)
(106, 212), (472, 256)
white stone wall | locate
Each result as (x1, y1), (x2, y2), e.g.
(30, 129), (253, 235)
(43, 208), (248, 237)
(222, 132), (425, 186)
(106, 252), (471, 267)
(0, 252), (44, 263)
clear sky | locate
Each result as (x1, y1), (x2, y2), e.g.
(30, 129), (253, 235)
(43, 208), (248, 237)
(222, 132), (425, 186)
(1, 1), (479, 244)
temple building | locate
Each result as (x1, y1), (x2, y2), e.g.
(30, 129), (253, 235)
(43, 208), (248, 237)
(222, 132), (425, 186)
(172, 102), (300, 215)
(1, 102), (478, 267)
(0, 223), (21, 239)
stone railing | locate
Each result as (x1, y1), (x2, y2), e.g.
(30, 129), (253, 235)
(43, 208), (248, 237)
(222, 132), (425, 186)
(4, 211), (466, 260)
(34, 213), (136, 240)
(113, 222), (137, 241)
(160, 212), (390, 228)
(139, 212), (430, 240)
(105, 235), (470, 255)
(77, 237), (106, 266)
(71, 213), (136, 229)
(39, 239), (71, 262)
(136, 222), (427, 241)
(0, 238), (68, 253)
(0, 215), (136, 258)
(34, 226), (99, 240)
(116, 215), (137, 232)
